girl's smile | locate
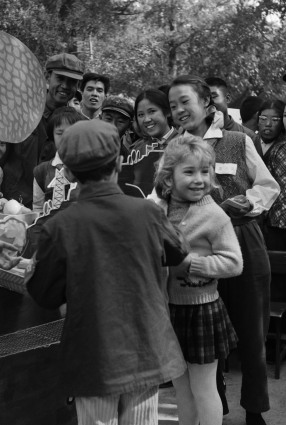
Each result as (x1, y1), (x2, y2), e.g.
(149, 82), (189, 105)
(169, 85), (209, 137)
(171, 154), (211, 202)
(137, 99), (170, 139)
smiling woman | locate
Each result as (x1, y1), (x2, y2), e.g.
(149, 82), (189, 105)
(130, 89), (179, 195)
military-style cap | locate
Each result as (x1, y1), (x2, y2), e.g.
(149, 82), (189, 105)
(58, 120), (120, 171)
(45, 53), (84, 80)
(102, 96), (134, 120)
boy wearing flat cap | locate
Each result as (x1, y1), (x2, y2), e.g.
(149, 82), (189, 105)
(101, 95), (134, 161)
(27, 119), (189, 425)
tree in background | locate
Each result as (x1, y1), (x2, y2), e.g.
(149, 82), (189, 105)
(1, 0), (286, 101)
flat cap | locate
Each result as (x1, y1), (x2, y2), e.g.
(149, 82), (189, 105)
(102, 96), (134, 120)
(46, 53), (84, 80)
(58, 120), (120, 171)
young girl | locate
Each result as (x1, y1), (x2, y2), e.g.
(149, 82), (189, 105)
(151, 135), (243, 425)
(33, 106), (87, 212)
(131, 89), (179, 196)
(168, 75), (279, 425)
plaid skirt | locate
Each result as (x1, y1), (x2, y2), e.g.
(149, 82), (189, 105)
(169, 297), (238, 364)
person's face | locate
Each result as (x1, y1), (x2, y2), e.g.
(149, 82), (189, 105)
(101, 110), (130, 138)
(171, 154), (211, 202)
(46, 72), (78, 107)
(0, 142), (6, 160)
(208, 86), (229, 114)
(169, 85), (208, 133)
(136, 99), (169, 139)
(82, 80), (106, 112)
(53, 121), (71, 150)
(258, 108), (283, 143)
(68, 97), (81, 112)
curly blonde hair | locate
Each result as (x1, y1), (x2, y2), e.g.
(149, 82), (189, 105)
(154, 134), (217, 199)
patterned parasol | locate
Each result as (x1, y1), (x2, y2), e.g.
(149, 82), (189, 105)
(0, 31), (46, 143)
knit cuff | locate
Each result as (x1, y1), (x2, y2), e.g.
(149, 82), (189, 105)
(189, 255), (207, 276)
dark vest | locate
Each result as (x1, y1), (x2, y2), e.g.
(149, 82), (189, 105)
(211, 130), (252, 204)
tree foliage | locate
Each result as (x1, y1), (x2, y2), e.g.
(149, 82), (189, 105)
(1, 0), (286, 101)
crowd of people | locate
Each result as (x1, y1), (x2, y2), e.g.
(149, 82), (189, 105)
(3, 51), (286, 425)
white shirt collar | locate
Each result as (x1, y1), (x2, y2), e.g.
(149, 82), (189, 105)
(202, 124), (222, 140)
(185, 123), (222, 143)
(51, 151), (63, 167)
(151, 127), (175, 144)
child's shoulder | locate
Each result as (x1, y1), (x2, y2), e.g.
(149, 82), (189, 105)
(34, 159), (53, 176)
(204, 195), (230, 225)
(33, 159), (54, 192)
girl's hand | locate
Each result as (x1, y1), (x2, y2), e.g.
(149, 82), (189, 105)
(221, 195), (252, 219)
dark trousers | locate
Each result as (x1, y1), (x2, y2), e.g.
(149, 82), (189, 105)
(218, 220), (270, 413)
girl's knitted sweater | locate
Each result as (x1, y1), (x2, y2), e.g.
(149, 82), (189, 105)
(160, 194), (243, 305)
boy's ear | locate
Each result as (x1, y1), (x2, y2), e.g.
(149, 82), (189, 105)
(64, 166), (77, 183)
(226, 92), (231, 105)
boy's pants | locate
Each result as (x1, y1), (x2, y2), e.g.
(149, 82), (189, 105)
(75, 386), (159, 425)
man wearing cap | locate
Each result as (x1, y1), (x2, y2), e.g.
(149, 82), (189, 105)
(12, 53), (84, 207)
(80, 72), (110, 120)
(27, 119), (189, 425)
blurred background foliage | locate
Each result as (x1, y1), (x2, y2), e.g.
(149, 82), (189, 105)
(2, 0), (286, 103)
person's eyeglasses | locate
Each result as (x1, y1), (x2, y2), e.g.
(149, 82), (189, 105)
(258, 116), (281, 125)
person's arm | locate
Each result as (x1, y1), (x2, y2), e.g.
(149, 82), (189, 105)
(244, 135), (280, 216)
(27, 226), (66, 310)
(189, 220), (243, 279)
(33, 178), (45, 212)
(268, 144), (286, 199)
(14, 131), (39, 188)
(160, 209), (190, 267)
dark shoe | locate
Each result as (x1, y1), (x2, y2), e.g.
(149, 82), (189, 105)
(246, 411), (266, 425)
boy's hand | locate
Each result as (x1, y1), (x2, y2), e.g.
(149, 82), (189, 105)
(0, 241), (22, 270)
(220, 195), (252, 219)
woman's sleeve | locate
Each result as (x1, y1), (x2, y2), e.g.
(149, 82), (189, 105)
(268, 144), (286, 190)
(244, 135), (280, 216)
(267, 144), (286, 209)
(27, 225), (66, 309)
(189, 220), (243, 279)
(33, 178), (45, 212)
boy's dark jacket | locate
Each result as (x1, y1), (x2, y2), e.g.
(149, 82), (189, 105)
(27, 182), (188, 397)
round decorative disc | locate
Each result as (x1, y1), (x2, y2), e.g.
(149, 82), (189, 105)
(0, 31), (46, 143)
